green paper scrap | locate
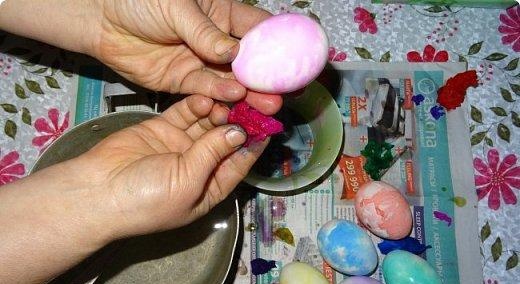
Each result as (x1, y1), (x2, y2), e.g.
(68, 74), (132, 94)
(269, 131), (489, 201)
(360, 140), (394, 181)
(371, 0), (515, 9)
(451, 196), (467, 207)
(273, 227), (295, 246)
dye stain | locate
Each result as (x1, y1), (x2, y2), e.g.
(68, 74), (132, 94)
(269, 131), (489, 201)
(252, 108), (313, 178)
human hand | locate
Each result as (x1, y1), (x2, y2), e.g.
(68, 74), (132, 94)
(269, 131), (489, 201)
(92, 0), (282, 115)
(76, 95), (267, 237)
(0, 95), (267, 282)
(0, 0), (282, 113)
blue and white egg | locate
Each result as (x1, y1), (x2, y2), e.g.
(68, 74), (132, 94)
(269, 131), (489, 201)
(317, 219), (378, 276)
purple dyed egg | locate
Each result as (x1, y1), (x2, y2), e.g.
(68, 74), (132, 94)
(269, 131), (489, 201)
(339, 276), (382, 284)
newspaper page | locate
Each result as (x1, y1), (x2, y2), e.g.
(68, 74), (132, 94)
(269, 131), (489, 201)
(69, 66), (158, 126)
(234, 62), (481, 284)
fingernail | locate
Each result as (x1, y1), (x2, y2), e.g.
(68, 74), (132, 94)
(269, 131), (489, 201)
(225, 126), (247, 148)
(215, 38), (238, 57)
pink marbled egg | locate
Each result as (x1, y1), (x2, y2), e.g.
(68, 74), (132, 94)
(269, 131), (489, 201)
(232, 13), (329, 94)
(354, 181), (412, 240)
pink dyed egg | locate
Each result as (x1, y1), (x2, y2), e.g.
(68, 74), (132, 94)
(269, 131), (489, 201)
(232, 13), (329, 94)
(354, 181), (412, 240)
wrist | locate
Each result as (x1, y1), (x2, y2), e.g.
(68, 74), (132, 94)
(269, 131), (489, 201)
(0, 157), (119, 282)
(44, 157), (121, 247)
(80, 0), (104, 57)
(3, 157), (117, 251)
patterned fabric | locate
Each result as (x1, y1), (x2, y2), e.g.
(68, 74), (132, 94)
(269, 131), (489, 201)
(0, 37), (75, 176)
(0, 0), (518, 282)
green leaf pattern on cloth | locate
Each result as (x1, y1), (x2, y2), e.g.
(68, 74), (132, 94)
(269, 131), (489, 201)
(0, 33), (75, 173)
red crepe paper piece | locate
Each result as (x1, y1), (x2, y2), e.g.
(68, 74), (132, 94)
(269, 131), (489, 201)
(228, 101), (283, 146)
(437, 70), (478, 110)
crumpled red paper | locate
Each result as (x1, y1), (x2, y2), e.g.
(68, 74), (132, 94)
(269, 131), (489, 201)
(437, 70), (478, 110)
(227, 101), (283, 146)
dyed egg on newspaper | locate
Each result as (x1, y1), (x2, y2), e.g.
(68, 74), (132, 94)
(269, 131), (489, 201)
(279, 262), (328, 284)
(317, 219), (378, 275)
(382, 250), (442, 284)
(354, 181), (412, 240)
(231, 13), (328, 94)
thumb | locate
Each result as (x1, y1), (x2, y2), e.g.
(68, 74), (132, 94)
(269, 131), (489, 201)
(174, 2), (238, 63)
(183, 125), (247, 185)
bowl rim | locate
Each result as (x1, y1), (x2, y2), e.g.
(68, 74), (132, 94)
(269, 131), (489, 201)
(244, 81), (344, 192)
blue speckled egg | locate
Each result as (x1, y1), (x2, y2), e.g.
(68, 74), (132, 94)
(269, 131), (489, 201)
(317, 219), (378, 275)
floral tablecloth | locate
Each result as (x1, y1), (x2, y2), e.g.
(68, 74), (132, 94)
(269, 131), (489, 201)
(1, 0), (519, 283)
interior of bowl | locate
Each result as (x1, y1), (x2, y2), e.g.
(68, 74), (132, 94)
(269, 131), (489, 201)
(244, 81), (343, 192)
(95, 198), (239, 284)
(30, 111), (240, 284)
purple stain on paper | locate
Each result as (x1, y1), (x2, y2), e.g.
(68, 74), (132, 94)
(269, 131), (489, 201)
(430, 105), (446, 120)
(433, 210), (452, 226)
(271, 198), (287, 219)
(251, 258), (277, 275)
(412, 94), (425, 106)
(378, 236), (432, 255)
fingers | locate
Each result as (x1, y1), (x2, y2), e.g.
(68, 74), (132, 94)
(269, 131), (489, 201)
(185, 102), (230, 140)
(179, 68), (246, 101)
(245, 91), (283, 115)
(198, 139), (269, 208)
(230, 1), (272, 38)
(160, 95), (214, 130)
(204, 67), (283, 115)
(183, 125), (247, 187)
(215, 139), (269, 188)
(174, 0), (239, 63)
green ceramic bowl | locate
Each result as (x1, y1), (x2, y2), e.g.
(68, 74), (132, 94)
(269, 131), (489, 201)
(244, 81), (343, 192)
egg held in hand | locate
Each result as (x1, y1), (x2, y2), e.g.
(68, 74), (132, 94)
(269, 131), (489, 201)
(232, 13), (329, 94)
(354, 181), (412, 240)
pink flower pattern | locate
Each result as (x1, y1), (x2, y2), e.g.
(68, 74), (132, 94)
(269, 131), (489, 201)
(354, 7), (377, 34)
(407, 45), (449, 62)
(328, 47), (347, 62)
(32, 108), (70, 152)
(0, 150), (25, 186)
(0, 54), (14, 77)
(498, 5), (520, 52)
(474, 149), (520, 210)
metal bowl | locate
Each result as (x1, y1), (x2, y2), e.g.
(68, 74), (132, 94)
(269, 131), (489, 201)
(30, 111), (240, 284)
